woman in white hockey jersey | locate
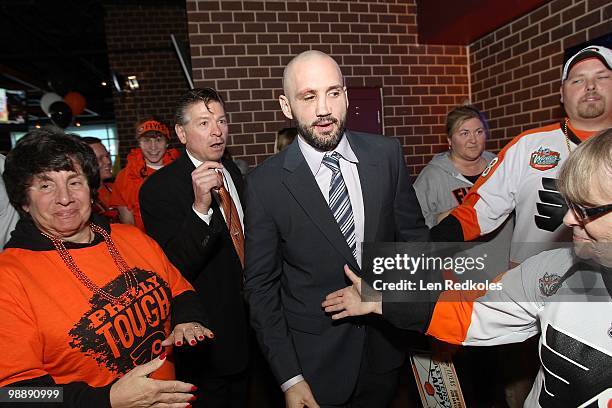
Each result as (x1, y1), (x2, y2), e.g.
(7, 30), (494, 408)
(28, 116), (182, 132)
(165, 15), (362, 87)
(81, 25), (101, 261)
(324, 129), (612, 407)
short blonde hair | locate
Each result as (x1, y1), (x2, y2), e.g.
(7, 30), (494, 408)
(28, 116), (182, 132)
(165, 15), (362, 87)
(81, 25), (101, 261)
(557, 128), (612, 205)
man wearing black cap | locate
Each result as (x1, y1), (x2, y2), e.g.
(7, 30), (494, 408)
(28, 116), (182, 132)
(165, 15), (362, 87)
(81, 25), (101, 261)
(430, 45), (612, 407)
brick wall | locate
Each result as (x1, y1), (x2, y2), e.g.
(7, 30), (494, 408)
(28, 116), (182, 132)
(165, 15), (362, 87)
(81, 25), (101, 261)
(104, 0), (191, 162)
(469, 0), (611, 151)
(186, 0), (469, 174)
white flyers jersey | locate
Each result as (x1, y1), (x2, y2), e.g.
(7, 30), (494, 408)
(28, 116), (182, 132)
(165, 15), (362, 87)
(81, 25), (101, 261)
(450, 123), (593, 263)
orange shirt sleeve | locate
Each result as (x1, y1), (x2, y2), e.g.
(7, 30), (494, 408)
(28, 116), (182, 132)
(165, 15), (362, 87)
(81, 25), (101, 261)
(109, 170), (129, 207)
(0, 262), (48, 386)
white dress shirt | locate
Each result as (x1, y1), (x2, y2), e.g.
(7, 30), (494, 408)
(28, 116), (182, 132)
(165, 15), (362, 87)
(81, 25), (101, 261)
(187, 150), (244, 230)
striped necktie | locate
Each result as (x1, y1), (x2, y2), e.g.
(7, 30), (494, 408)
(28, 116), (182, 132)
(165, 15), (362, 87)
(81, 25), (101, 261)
(322, 152), (357, 259)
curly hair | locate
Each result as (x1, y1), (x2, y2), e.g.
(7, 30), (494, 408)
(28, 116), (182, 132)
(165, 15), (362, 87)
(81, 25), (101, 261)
(3, 127), (100, 217)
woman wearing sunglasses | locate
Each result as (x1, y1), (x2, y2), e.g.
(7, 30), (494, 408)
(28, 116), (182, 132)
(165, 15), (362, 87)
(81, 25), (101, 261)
(323, 129), (612, 407)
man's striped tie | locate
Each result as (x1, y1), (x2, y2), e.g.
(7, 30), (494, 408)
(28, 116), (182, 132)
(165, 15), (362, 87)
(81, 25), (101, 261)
(322, 152), (357, 259)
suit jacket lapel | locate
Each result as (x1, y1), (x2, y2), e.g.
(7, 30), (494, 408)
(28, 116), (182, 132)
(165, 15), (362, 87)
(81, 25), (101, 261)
(346, 131), (382, 243)
(282, 141), (359, 270)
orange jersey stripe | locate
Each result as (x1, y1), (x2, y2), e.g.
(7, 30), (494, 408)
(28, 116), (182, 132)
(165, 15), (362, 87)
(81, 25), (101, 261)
(425, 291), (480, 344)
(426, 272), (506, 344)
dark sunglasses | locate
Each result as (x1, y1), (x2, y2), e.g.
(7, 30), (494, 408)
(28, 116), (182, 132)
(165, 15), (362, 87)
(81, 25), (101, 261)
(566, 200), (612, 223)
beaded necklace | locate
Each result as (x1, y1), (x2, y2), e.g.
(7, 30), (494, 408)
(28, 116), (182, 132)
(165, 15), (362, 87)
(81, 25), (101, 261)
(562, 118), (573, 153)
(41, 223), (140, 306)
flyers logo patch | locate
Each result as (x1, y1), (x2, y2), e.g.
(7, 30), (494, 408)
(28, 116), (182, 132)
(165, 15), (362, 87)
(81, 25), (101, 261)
(530, 147), (560, 171)
(451, 187), (469, 204)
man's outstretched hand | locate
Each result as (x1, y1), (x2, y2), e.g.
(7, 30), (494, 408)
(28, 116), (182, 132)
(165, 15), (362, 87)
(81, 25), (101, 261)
(322, 265), (382, 319)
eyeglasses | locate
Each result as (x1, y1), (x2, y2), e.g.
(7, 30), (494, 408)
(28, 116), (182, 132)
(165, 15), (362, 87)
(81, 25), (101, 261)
(566, 200), (612, 224)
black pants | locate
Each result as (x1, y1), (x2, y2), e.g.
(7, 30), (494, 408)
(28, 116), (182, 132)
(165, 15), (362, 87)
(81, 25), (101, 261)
(350, 358), (400, 408)
(191, 371), (249, 408)
(316, 366), (400, 408)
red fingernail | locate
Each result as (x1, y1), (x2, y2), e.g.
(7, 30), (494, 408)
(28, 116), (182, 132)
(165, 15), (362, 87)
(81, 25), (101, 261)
(198, 335), (204, 340)
(159, 351), (167, 360)
(189, 395), (197, 401)
(189, 340), (196, 345)
(209, 333), (215, 338)
(190, 385), (198, 392)
(176, 341), (182, 346)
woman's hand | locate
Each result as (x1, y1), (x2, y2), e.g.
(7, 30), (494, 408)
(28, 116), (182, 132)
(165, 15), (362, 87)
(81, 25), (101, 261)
(110, 353), (196, 408)
(162, 322), (214, 347)
(322, 265), (382, 319)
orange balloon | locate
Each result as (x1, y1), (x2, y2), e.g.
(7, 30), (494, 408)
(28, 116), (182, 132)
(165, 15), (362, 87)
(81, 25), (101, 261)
(64, 91), (87, 116)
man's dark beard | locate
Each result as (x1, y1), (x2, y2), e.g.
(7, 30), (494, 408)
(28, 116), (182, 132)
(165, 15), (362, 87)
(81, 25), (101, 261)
(297, 116), (346, 151)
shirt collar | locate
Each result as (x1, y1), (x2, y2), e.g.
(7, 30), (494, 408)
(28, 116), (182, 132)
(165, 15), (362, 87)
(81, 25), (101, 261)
(297, 132), (359, 175)
(186, 149), (203, 168)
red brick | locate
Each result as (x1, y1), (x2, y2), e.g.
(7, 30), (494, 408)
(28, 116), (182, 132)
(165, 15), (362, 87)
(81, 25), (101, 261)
(257, 33), (278, 43)
(245, 144), (266, 155)
(575, 10), (601, 30)
(529, 3), (550, 24)
(221, 23), (243, 33)
(359, 14), (378, 23)
(349, 3), (368, 13)
(243, 1), (264, 11)
(587, 0), (608, 10)
(235, 34), (256, 43)
(563, 32), (587, 49)
(220, 1), (242, 11)
(562, 3), (585, 22)
(589, 20), (612, 39)
(277, 12), (298, 22)
(540, 13), (560, 32)
(551, 21), (573, 40)
(340, 13), (359, 23)
(329, 2), (349, 12)
(286, 2), (307, 12)
(198, 1), (221, 11)
(541, 41), (561, 58)
(297, 12), (319, 22)
(224, 45), (246, 55)
(540, 68), (560, 83)
(511, 15), (529, 33)
(244, 22), (266, 32)
(233, 134), (254, 145)
(530, 32), (550, 49)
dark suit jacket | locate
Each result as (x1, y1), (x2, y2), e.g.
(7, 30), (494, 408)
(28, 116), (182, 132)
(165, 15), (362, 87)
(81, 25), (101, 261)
(244, 131), (429, 405)
(139, 152), (249, 377)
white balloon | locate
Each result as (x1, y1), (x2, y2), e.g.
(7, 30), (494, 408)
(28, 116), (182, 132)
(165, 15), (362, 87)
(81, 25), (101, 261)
(40, 92), (62, 116)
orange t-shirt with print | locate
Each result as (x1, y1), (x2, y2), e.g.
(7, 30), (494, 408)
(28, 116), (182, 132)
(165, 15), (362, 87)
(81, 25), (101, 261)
(0, 223), (194, 387)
